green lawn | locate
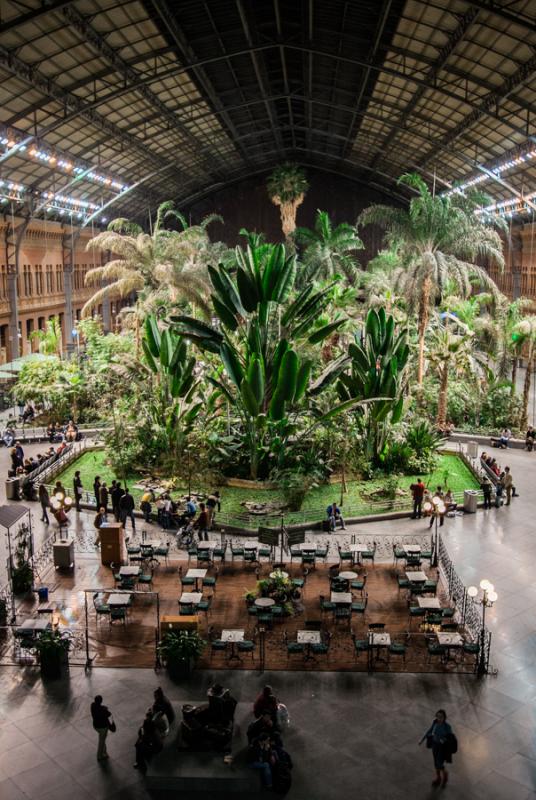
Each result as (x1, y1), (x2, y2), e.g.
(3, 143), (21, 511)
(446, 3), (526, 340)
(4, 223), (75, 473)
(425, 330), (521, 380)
(56, 449), (478, 524)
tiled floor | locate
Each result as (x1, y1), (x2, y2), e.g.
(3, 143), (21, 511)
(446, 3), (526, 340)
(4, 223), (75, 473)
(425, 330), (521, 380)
(1, 441), (536, 797)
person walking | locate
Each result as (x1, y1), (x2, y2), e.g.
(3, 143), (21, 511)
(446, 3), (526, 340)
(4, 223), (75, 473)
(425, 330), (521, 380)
(502, 467), (513, 506)
(99, 482), (109, 514)
(38, 483), (50, 524)
(90, 695), (112, 761)
(14, 441), (24, 468)
(73, 470), (83, 512)
(94, 506), (106, 547)
(119, 488), (136, 531)
(410, 478), (426, 519)
(481, 476), (493, 509)
(111, 480), (124, 521)
(419, 709), (456, 788)
(93, 475), (101, 508)
(193, 502), (209, 541)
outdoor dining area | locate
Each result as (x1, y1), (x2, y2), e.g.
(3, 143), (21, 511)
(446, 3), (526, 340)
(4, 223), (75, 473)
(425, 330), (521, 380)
(3, 530), (482, 674)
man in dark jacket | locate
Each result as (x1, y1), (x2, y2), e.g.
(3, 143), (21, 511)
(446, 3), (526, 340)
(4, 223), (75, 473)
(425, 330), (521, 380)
(119, 488), (136, 531)
(111, 480), (124, 521)
(90, 695), (112, 761)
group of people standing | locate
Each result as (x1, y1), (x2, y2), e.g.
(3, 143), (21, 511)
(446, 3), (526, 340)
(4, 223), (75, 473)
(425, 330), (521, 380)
(409, 480), (456, 523)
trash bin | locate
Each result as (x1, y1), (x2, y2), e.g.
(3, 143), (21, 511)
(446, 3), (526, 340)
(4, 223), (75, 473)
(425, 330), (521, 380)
(37, 587), (49, 603)
(464, 489), (478, 513)
(5, 477), (20, 500)
(466, 441), (479, 459)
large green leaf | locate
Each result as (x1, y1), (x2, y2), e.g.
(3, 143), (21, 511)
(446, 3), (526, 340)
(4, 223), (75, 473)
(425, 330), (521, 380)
(308, 319), (346, 345)
(142, 339), (158, 373)
(220, 342), (244, 389)
(206, 375), (235, 404)
(145, 316), (161, 358)
(211, 295), (239, 331)
(160, 330), (171, 368)
(272, 253), (297, 303)
(169, 338), (187, 372)
(268, 388), (286, 421)
(247, 356), (265, 407)
(276, 349), (299, 402)
(308, 354), (349, 396)
(294, 359), (312, 402)
(240, 378), (259, 416)
(236, 267), (259, 312)
(170, 315), (223, 345)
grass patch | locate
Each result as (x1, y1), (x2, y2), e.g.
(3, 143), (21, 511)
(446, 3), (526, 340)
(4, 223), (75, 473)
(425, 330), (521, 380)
(56, 449), (478, 524)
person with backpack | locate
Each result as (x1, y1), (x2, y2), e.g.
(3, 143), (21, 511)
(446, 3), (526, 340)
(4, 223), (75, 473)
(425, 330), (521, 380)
(419, 709), (457, 788)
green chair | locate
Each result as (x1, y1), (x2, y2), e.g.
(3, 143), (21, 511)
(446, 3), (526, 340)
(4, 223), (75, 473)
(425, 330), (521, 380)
(420, 550), (433, 561)
(334, 606), (351, 626)
(247, 606), (258, 617)
(423, 580), (438, 595)
(202, 576), (217, 591)
(237, 640), (255, 659)
(292, 576), (305, 591)
(290, 549), (303, 564)
(302, 554), (316, 567)
(351, 574), (367, 595)
(210, 639), (228, 657)
(351, 597), (368, 616)
(179, 565), (195, 588)
(198, 597), (212, 618)
(119, 577), (136, 591)
(408, 607), (426, 629)
(405, 555), (422, 569)
(271, 605), (284, 620)
(361, 544), (377, 567)
(397, 576), (410, 590)
(338, 547), (352, 566)
(320, 595), (335, 614)
(425, 613), (443, 629)
(462, 641), (480, 668)
(213, 545), (226, 562)
(127, 545), (141, 555)
(392, 544), (406, 567)
(427, 641), (447, 663)
(197, 551), (212, 565)
(388, 641), (406, 664)
(284, 632), (304, 659)
(316, 546), (329, 562)
(110, 608), (126, 625)
(93, 593), (110, 623)
(179, 604), (195, 616)
(352, 635), (369, 660)
(244, 550), (257, 564)
(231, 545), (244, 561)
(138, 571), (153, 590)
(442, 607), (456, 618)
(154, 544), (169, 565)
(258, 547), (271, 561)
(187, 546), (198, 564)
(440, 622), (458, 632)
(257, 612), (272, 626)
(311, 632), (331, 657)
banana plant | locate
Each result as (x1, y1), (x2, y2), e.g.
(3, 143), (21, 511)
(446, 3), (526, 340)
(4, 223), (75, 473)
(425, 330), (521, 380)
(336, 307), (409, 464)
(142, 315), (204, 470)
(171, 240), (351, 478)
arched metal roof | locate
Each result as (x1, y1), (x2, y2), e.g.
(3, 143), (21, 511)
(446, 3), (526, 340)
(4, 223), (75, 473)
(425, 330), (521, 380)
(0, 0), (535, 225)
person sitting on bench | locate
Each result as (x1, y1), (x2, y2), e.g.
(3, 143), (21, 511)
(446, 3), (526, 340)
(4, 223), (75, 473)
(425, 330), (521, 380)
(326, 501), (346, 531)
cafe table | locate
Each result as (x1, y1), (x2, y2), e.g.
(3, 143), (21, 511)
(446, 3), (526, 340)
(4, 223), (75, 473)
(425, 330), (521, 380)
(348, 543), (370, 564)
(108, 592), (132, 607)
(437, 632), (463, 661)
(330, 591), (352, 605)
(368, 632), (391, 663)
(185, 568), (207, 590)
(255, 597), (275, 608)
(244, 541), (259, 550)
(338, 571), (358, 581)
(405, 571), (427, 583)
(297, 629), (321, 660)
(417, 597), (441, 609)
(403, 544), (422, 553)
(197, 541), (220, 550)
(221, 629), (245, 660)
(17, 617), (51, 633)
(118, 566), (140, 578)
(179, 592), (203, 606)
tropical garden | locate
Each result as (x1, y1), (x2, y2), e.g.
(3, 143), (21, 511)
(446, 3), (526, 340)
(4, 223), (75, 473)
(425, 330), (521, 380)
(13, 165), (532, 519)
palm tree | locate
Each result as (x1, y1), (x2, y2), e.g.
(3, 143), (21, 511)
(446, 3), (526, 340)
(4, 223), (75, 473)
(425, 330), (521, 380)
(494, 296), (534, 389)
(30, 317), (63, 357)
(426, 315), (485, 429)
(294, 209), (363, 284)
(512, 316), (536, 428)
(267, 163), (309, 240)
(83, 202), (221, 319)
(358, 173), (505, 387)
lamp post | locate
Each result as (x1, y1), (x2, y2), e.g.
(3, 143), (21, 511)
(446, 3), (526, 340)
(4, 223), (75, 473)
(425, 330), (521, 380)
(423, 495), (446, 567)
(467, 580), (497, 677)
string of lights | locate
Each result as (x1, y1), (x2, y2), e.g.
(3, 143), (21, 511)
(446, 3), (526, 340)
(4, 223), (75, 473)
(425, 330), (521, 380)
(0, 178), (107, 221)
(443, 146), (536, 198)
(0, 128), (130, 193)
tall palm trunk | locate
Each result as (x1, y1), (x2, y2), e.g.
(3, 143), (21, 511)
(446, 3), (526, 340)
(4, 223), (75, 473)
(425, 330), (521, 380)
(436, 365), (449, 429)
(511, 355), (518, 395)
(521, 349), (533, 429)
(417, 274), (432, 386)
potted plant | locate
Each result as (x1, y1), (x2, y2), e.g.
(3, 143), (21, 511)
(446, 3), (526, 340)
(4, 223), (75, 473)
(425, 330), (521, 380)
(34, 629), (71, 679)
(11, 562), (33, 595)
(243, 590), (257, 606)
(157, 631), (206, 681)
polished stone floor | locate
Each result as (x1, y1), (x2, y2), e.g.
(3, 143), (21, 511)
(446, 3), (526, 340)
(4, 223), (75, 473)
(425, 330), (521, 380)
(1, 441), (536, 798)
